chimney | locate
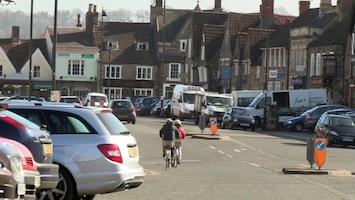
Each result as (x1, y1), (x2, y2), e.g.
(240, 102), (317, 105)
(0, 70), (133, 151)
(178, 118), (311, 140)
(86, 4), (94, 35)
(261, 0), (274, 28)
(93, 5), (99, 25)
(76, 14), (82, 27)
(320, 0), (332, 15)
(337, 0), (353, 20)
(155, 0), (162, 8)
(299, 1), (310, 16)
(11, 26), (19, 43)
(213, 0), (222, 12)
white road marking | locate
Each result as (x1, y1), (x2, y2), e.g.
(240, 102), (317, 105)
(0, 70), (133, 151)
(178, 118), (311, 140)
(249, 163), (260, 167)
(234, 149), (241, 152)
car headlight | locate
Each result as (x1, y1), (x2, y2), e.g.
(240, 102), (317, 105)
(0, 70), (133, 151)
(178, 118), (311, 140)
(251, 119), (255, 123)
(286, 121), (292, 124)
(10, 156), (24, 183)
(329, 130), (339, 136)
(233, 118), (238, 122)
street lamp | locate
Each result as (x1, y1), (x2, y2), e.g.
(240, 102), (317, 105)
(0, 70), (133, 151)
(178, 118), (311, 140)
(28, 0), (33, 99)
(263, 0), (270, 129)
(108, 48), (111, 100)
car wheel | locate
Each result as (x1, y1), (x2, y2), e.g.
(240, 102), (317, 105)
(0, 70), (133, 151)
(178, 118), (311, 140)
(294, 123), (303, 132)
(251, 125), (255, 131)
(228, 122), (233, 130)
(52, 167), (77, 200)
(326, 135), (332, 147)
(221, 122), (225, 129)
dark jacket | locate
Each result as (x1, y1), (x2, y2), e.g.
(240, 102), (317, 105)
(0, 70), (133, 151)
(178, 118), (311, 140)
(160, 122), (178, 141)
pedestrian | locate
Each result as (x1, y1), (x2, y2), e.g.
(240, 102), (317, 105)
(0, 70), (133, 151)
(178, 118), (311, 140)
(159, 118), (178, 158)
(174, 119), (186, 164)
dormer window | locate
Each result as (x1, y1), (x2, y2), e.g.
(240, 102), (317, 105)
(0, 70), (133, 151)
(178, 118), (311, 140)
(104, 41), (119, 51)
(180, 39), (187, 52)
(136, 42), (149, 51)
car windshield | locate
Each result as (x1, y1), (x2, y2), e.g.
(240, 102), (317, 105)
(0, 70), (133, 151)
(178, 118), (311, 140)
(232, 108), (249, 116)
(112, 101), (131, 108)
(331, 116), (355, 127)
(206, 96), (232, 106)
(95, 112), (130, 135)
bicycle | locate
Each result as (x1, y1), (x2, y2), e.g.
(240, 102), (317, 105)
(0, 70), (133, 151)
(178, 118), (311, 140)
(171, 147), (178, 168)
(164, 147), (172, 170)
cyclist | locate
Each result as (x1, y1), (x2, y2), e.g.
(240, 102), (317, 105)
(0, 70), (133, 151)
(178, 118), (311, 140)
(174, 119), (186, 164)
(159, 118), (178, 158)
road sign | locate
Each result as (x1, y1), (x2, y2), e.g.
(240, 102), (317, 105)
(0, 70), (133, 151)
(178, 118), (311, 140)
(314, 138), (327, 169)
(210, 117), (218, 135)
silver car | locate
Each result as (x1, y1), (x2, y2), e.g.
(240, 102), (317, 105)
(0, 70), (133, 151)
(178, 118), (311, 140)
(5, 101), (144, 200)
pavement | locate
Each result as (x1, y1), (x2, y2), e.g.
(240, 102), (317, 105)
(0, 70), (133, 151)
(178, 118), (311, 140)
(282, 167), (353, 176)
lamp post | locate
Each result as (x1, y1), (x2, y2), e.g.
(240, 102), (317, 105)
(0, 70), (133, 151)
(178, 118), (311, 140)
(52, 0), (58, 91)
(263, 0), (270, 129)
(108, 48), (111, 101)
(101, 9), (107, 96)
(28, 0), (33, 99)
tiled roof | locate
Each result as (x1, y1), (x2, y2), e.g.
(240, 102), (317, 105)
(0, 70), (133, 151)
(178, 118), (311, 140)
(290, 8), (337, 28)
(192, 11), (228, 55)
(47, 27), (93, 46)
(308, 18), (351, 47)
(0, 38), (49, 72)
(99, 22), (157, 65)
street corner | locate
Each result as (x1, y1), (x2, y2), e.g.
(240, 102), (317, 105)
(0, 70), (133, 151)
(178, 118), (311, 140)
(282, 167), (353, 176)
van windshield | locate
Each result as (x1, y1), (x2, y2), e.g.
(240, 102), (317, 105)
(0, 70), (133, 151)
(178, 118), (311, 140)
(183, 93), (195, 104)
(206, 96), (232, 106)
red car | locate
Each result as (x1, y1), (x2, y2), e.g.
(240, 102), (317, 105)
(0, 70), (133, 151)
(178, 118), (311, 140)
(0, 137), (41, 200)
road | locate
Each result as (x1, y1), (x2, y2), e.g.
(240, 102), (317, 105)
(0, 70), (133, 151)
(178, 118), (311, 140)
(96, 117), (355, 200)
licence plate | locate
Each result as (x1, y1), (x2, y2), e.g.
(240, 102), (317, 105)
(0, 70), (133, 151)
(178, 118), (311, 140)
(240, 123), (249, 127)
(17, 183), (26, 196)
(343, 137), (353, 142)
(128, 147), (137, 157)
(43, 144), (52, 155)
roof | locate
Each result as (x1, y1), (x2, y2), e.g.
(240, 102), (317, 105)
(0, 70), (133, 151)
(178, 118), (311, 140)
(308, 18), (351, 47)
(0, 38), (49, 72)
(290, 8), (337, 29)
(96, 22), (157, 65)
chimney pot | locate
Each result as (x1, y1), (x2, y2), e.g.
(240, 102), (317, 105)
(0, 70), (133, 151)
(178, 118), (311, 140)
(299, 1), (310, 16)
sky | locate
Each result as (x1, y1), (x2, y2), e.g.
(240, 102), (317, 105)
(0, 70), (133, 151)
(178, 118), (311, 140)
(3, 0), (338, 16)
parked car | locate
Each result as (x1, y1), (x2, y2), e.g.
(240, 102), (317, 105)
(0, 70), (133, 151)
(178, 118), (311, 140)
(4, 101), (144, 200)
(286, 105), (348, 132)
(314, 114), (355, 147)
(84, 92), (108, 107)
(58, 96), (83, 105)
(0, 140), (26, 199)
(0, 106), (59, 199)
(221, 106), (256, 131)
(2, 96), (46, 102)
(134, 97), (160, 110)
(151, 99), (171, 117)
(0, 137), (41, 200)
(136, 100), (160, 116)
(123, 95), (146, 104)
(108, 99), (136, 124)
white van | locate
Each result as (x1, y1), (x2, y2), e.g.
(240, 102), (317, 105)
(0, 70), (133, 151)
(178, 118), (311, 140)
(231, 90), (262, 107)
(171, 84), (205, 120)
(245, 88), (329, 125)
(84, 92), (109, 107)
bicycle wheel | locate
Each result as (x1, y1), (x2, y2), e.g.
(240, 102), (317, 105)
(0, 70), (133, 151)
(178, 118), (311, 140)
(165, 149), (171, 170)
(171, 148), (178, 168)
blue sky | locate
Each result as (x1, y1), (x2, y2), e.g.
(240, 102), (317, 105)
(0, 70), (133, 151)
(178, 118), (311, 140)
(4, 0), (338, 16)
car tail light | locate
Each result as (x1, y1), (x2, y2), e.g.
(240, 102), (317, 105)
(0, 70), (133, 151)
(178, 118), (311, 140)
(306, 114), (313, 121)
(97, 144), (123, 163)
(23, 157), (37, 171)
(0, 116), (26, 129)
(131, 108), (136, 113)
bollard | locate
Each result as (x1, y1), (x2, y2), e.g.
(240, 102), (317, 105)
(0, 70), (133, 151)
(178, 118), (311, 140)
(306, 138), (315, 168)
